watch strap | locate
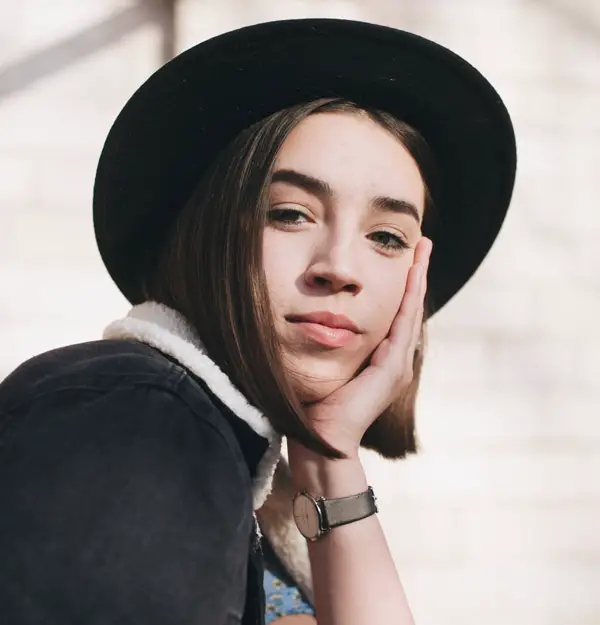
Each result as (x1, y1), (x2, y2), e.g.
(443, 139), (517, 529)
(322, 486), (378, 530)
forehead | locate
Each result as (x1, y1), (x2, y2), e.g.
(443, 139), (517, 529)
(273, 112), (425, 211)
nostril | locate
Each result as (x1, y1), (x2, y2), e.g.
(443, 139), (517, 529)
(313, 276), (329, 286)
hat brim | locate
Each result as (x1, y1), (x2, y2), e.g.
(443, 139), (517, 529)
(93, 18), (517, 314)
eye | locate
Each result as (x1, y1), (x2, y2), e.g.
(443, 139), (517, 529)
(368, 230), (409, 252)
(267, 207), (310, 227)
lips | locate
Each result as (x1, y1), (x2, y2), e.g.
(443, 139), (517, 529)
(285, 311), (361, 333)
(285, 311), (362, 348)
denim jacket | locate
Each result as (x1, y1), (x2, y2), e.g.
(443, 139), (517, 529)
(0, 303), (312, 624)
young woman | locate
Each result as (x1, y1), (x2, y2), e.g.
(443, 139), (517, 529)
(0, 19), (516, 625)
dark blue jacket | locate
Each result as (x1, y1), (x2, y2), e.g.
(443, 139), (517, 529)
(0, 337), (270, 624)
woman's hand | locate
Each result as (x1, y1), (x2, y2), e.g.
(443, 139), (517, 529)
(301, 236), (432, 459)
(285, 237), (430, 625)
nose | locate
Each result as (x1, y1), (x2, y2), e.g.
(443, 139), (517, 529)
(304, 242), (363, 295)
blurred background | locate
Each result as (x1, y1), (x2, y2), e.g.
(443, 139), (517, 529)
(0, 1), (599, 624)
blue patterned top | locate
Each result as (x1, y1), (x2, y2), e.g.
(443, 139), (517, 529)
(262, 539), (315, 623)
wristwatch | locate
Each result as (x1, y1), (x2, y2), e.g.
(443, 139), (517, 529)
(292, 487), (378, 541)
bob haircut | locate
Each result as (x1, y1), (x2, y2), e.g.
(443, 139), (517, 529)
(144, 98), (436, 459)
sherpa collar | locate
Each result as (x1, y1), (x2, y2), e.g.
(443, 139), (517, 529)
(103, 302), (313, 601)
(103, 301), (280, 510)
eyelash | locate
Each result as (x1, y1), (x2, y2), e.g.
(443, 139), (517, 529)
(267, 208), (409, 252)
(267, 208), (308, 227)
(368, 230), (409, 251)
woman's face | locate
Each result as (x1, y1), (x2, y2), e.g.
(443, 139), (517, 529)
(263, 112), (426, 402)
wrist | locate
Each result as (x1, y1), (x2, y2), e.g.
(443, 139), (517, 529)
(287, 439), (368, 498)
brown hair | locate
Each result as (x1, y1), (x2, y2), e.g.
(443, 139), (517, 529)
(145, 98), (435, 460)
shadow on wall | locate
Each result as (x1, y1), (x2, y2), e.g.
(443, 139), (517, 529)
(2, 0), (599, 102)
(0, 0), (178, 101)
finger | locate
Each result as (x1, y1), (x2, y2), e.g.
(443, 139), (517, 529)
(368, 276), (420, 373)
(409, 245), (431, 354)
(409, 296), (425, 354)
(387, 260), (426, 352)
(413, 236), (433, 267)
(388, 238), (432, 347)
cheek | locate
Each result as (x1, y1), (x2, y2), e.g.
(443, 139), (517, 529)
(365, 263), (410, 342)
(262, 230), (301, 312)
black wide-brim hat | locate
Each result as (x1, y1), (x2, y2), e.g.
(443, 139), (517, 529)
(94, 18), (517, 315)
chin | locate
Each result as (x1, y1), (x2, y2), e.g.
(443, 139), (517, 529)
(292, 376), (348, 403)
(287, 358), (420, 461)
(287, 361), (353, 403)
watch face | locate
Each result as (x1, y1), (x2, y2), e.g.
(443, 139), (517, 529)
(293, 493), (321, 540)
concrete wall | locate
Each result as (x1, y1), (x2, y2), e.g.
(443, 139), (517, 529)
(1, 1), (599, 623)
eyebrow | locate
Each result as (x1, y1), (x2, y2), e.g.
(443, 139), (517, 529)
(271, 168), (421, 223)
